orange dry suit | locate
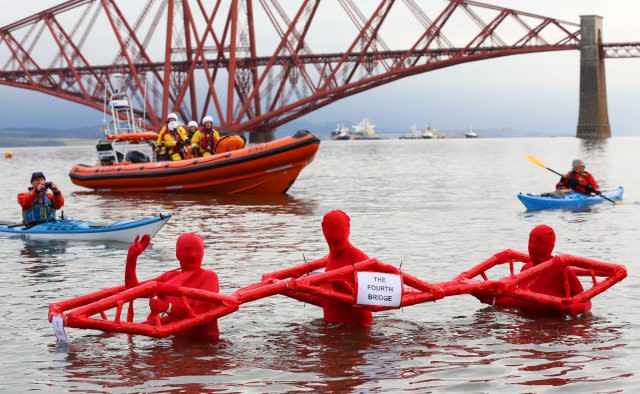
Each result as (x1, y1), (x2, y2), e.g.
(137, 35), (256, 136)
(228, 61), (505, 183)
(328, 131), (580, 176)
(17, 189), (64, 225)
(320, 210), (373, 325)
(125, 233), (220, 341)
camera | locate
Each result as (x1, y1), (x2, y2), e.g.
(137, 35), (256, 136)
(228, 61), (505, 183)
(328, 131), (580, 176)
(45, 182), (53, 189)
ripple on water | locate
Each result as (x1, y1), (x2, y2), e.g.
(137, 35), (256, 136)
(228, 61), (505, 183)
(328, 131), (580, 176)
(0, 139), (639, 391)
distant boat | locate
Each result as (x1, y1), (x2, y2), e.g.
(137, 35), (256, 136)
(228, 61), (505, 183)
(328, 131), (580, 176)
(329, 119), (380, 140)
(351, 119), (380, 140)
(329, 123), (351, 140)
(400, 124), (423, 139)
(422, 122), (436, 139)
(465, 126), (478, 138)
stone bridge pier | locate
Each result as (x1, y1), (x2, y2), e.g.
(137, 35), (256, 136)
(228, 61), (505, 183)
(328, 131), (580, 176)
(577, 15), (611, 138)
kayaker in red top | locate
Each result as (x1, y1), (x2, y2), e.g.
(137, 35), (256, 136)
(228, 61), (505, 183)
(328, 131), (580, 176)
(320, 210), (373, 325)
(555, 159), (600, 195)
(125, 232), (221, 341)
(17, 172), (64, 225)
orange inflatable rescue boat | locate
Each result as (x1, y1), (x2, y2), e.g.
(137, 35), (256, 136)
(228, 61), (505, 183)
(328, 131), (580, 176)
(69, 89), (319, 194)
(70, 130), (319, 194)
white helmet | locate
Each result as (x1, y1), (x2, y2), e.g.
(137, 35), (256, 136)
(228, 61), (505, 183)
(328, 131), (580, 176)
(187, 120), (198, 128)
(202, 115), (214, 124)
(168, 121), (179, 131)
(167, 113), (178, 122)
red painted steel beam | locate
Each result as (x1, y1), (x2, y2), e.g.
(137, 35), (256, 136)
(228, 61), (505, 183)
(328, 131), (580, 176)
(162, 0), (174, 121)
(0, 0), (596, 134)
(0, 0), (94, 32)
(237, 45), (579, 131)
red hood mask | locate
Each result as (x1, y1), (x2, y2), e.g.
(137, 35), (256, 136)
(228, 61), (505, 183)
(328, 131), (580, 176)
(528, 225), (555, 264)
(322, 210), (351, 254)
(176, 233), (205, 271)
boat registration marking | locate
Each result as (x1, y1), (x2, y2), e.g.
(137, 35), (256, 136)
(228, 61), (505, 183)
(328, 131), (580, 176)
(166, 185), (183, 190)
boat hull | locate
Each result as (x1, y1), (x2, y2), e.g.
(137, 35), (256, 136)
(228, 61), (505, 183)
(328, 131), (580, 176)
(517, 187), (623, 211)
(70, 131), (320, 194)
(0, 214), (171, 242)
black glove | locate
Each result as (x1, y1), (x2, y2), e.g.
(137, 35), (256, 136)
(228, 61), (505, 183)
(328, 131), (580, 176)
(566, 177), (581, 188)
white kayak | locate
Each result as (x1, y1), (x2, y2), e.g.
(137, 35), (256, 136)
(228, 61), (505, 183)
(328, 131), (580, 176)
(0, 213), (171, 242)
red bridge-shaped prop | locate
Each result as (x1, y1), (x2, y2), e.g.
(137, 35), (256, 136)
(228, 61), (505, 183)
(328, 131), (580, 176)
(49, 251), (626, 340)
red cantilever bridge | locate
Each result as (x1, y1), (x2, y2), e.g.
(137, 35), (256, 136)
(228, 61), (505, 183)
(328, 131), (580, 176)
(0, 0), (637, 141)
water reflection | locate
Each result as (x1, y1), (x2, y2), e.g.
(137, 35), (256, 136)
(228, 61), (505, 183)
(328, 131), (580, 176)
(579, 138), (609, 153)
(71, 190), (319, 217)
(61, 335), (236, 392)
(2, 138), (638, 392)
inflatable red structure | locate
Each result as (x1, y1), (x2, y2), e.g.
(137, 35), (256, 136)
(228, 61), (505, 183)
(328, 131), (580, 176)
(48, 221), (627, 341)
(48, 281), (238, 338)
(244, 258), (445, 310)
(442, 249), (628, 316)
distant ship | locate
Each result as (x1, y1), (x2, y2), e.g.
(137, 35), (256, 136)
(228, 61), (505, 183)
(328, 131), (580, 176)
(465, 126), (478, 138)
(400, 122), (446, 139)
(400, 124), (423, 139)
(329, 123), (351, 140)
(422, 122), (436, 139)
(351, 119), (380, 140)
(330, 119), (381, 140)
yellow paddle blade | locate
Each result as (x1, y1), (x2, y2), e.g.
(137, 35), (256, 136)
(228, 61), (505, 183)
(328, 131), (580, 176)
(525, 155), (546, 169)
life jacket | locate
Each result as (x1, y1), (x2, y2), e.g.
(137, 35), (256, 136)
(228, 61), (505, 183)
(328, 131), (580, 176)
(565, 171), (597, 194)
(22, 194), (56, 225)
(198, 128), (219, 153)
(164, 128), (184, 157)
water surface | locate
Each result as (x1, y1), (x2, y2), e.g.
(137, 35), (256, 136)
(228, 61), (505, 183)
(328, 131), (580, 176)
(0, 137), (638, 392)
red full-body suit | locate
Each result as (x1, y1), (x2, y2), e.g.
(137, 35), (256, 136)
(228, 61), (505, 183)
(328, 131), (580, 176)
(320, 210), (373, 325)
(493, 225), (589, 314)
(125, 233), (220, 340)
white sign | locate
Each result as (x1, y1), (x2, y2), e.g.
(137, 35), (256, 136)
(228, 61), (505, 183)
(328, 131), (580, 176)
(356, 271), (402, 307)
(110, 99), (130, 108)
(97, 149), (116, 159)
(52, 316), (69, 344)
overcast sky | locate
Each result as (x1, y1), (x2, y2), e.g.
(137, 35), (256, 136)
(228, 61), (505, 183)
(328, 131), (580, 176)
(0, 0), (638, 135)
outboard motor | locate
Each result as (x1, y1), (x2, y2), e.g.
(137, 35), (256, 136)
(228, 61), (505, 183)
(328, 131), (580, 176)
(124, 150), (150, 163)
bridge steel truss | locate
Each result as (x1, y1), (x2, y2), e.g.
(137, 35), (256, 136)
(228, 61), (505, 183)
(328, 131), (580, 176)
(0, 0), (589, 135)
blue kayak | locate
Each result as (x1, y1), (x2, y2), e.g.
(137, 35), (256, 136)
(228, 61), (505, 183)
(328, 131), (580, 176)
(0, 213), (171, 242)
(517, 188), (623, 211)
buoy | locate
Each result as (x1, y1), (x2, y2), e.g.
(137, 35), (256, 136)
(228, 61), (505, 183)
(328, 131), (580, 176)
(5, 151), (12, 159)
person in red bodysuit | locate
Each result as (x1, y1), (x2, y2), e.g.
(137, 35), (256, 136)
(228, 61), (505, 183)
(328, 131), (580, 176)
(493, 225), (588, 314)
(125, 233), (221, 340)
(320, 210), (373, 325)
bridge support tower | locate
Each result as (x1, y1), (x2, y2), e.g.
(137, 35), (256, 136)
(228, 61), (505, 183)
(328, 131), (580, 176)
(249, 128), (275, 143)
(577, 15), (611, 138)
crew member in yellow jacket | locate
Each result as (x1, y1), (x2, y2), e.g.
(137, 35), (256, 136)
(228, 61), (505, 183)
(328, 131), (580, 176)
(190, 115), (221, 157)
(155, 113), (188, 161)
(162, 121), (187, 161)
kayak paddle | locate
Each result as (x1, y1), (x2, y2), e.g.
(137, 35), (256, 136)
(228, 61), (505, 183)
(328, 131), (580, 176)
(525, 155), (622, 205)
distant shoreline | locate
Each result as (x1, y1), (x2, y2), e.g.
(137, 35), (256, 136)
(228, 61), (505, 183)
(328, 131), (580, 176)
(0, 137), (95, 148)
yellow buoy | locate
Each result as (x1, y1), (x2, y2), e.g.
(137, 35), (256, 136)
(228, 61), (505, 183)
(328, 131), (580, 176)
(5, 151), (12, 159)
